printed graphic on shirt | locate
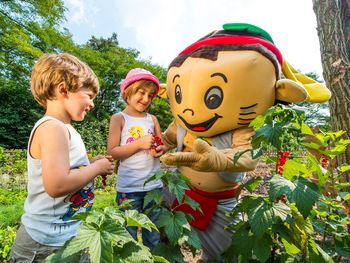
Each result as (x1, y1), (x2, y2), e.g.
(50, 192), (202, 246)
(61, 186), (94, 221)
(126, 125), (144, 144)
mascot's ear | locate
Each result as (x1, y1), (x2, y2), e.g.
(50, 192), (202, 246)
(282, 60), (331, 103)
(157, 83), (168, 99)
(275, 79), (308, 103)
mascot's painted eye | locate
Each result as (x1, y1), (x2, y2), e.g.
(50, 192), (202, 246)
(175, 85), (182, 104)
(204, 86), (223, 109)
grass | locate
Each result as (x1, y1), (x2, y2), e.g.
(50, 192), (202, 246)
(0, 187), (116, 228)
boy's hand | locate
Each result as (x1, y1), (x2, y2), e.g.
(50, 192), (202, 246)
(90, 155), (105, 163)
(94, 157), (115, 175)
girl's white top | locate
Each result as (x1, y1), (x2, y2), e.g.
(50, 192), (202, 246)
(21, 116), (93, 246)
(116, 112), (163, 193)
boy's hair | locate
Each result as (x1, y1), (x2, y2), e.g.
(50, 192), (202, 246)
(122, 80), (157, 103)
(31, 53), (99, 108)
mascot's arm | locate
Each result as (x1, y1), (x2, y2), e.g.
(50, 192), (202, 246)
(161, 127), (258, 172)
(161, 121), (177, 152)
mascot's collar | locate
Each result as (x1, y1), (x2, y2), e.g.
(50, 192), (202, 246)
(178, 35), (283, 66)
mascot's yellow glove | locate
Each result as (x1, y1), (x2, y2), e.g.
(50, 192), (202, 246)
(160, 139), (257, 172)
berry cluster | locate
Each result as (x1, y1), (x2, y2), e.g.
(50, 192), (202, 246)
(151, 134), (164, 152)
(320, 154), (329, 168)
(277, 151), (290, 175)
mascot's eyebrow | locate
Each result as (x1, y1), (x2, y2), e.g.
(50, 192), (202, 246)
(173, 74), (180, 83)
(210, 72), (227, 83)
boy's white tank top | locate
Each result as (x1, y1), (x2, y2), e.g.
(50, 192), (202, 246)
(116, 112), (162, 192)
(21, 116), (93, 246)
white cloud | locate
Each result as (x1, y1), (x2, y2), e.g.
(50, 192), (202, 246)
(65, 0), (99, 28)
(63, 0), (324, 75)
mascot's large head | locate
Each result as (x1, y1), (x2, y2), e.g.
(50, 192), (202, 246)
(164, 23), (331, 138)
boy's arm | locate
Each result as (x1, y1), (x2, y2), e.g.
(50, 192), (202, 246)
(107, 113), (153, 160)
(37, 121), (113, 198)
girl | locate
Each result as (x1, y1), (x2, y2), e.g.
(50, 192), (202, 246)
(107, 68), (164, 249)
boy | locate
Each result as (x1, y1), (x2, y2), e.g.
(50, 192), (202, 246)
(10, 53), (115, 262)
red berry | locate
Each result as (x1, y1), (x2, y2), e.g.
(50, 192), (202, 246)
(279, 193), (287, 203)
(151, 134), (163, 149)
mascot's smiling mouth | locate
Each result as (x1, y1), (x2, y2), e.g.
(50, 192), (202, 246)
(177, 113), (222, 132)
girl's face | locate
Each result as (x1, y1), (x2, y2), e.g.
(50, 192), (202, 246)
(66, 88), (96, 121)
(126, 85), (157, 114)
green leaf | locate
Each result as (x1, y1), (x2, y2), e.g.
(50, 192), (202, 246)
(143, 188), (163, 209)
(125, 210), (158, 232)
(249, 115), (266, 129)
(339, 192), (350, 201)
(269, 175), (294, 201)
(254, 123), (284, 149)
(282, 238), (301, 255)
(252, 234), (273, 262)
(334, 182), (350, 190)
(301, 122), (314, 136)
(283, 160), (309, 180)
(157, 211), (187, 244)
(152, 243), (184, 263)
(230, 225), (254, 259)
(308, 239), (334, 263)
(292, 177), (319, 218)
(339, 165), (350, 173)
(182, 228), (201, 251)
(113, 241), (153, 263)
(183, 195), (201, 211)
(238, 176), (263, 194)
(248, 197), (274, 238)
(271, 202), (291, 221)
(168, 178), (189, 203)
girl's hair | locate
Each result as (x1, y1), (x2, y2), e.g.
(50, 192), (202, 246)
(31, 53), (99, 108)
(122, 79), (157, 103)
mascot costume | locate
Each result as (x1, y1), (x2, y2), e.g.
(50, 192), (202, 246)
(159, 23), (331, 260)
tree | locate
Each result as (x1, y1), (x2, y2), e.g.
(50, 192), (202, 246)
(0, 1), (171, 149)
(0, 0), (71, 148)
(312, 0), (350, 167)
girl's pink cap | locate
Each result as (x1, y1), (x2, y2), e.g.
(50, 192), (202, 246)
(120, 68), (160, 95)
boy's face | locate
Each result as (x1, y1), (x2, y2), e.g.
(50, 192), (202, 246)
(66, 87), (97, 121)
(166, 50), (277, 137)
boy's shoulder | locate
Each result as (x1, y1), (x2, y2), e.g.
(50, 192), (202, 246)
(34, 118), (69, 138)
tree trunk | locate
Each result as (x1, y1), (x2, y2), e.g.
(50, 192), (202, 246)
(312, 0), (350, 170)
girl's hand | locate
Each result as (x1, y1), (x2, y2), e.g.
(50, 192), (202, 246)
(150, 145), (166, 157)
(137, 135), (153, 150)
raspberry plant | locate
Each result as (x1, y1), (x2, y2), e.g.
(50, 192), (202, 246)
(225, 104), (350, 262)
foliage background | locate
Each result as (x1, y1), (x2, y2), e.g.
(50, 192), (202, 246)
(0, 0), (172, 149)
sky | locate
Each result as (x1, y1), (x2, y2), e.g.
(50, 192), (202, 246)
(63, 0), (324, 76)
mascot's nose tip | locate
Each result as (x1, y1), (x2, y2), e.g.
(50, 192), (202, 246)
(182, 108), (194, 116)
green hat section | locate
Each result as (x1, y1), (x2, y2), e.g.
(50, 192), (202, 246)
(223, 23), (275, 44)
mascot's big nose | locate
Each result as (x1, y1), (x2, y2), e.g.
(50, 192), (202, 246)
(182, 108), (194, 116)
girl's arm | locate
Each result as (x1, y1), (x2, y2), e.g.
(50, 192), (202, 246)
(35, 121), (114, 198)
(152, 114), (162, 138)
(107, 113), (153, 160)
